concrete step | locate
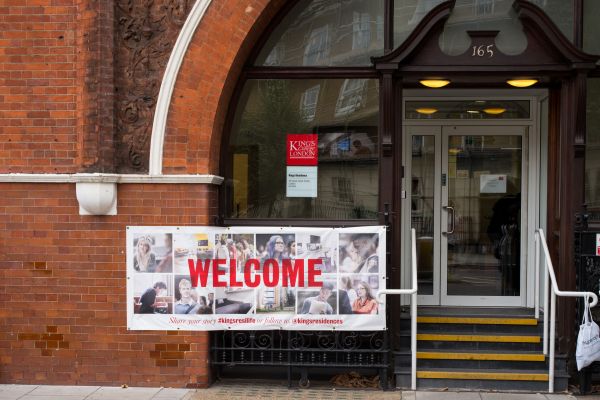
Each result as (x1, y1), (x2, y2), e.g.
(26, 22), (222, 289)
(395, 367), (569, 391)
(394, 350), (567, 371)
(417, 316), (542, 335)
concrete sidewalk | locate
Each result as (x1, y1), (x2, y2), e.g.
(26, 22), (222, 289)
(1, 383), (600, 400)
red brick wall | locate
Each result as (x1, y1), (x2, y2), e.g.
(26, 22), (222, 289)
(163, 0), (285, 174)
(0, 1), (79, 173)
(0, 183), (217, 387)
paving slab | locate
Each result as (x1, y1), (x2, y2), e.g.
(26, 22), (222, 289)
(151, 388), (194, 400)
(0, 385), (37, 400)
(86, 387), (162, 400)
(18, 396), (86, 400)
(27, 386), (99, 397)
(415, 391), (482, 400)
(481, 393), (546, 400)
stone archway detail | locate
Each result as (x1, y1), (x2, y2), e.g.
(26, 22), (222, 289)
(149, 0), (213, 175)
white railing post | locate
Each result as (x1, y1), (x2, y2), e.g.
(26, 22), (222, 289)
(411, 229), (417, 391)
(535, 228), (598, 393)
(377, 228), (418, 391)
(543, 242), (549, 356)
(535, 231), (540, 319)
(549, 289), (556, 393)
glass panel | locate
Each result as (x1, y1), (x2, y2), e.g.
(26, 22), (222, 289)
(406, 100), (530, 119)
(527, 0), (573, 43)
(446, 135), (522, 296)
(255, 0), (384, 67)
(584, 0), (600, 58)
(394, 0), (445, 48)
(586, 79), (600, 219)
(440, 0), (528, 56)
(229, 79), (379, 219)
(412, 136), (436, 295)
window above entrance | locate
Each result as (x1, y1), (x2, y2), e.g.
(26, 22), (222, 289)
(405, 100), (530, 119)
(254, 0), (385, 67)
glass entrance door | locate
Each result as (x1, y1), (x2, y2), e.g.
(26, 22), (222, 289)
(406, 125), (527, 306)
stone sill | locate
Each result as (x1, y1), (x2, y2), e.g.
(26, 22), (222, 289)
(0, 173), (224, 215)
(0, 173), (224, 185)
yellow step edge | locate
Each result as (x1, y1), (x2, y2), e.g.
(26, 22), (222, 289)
(417, 351), (545, 361)
(417, 334), (541, 343)
(417, 371), (548, 381)
(417, 316), (537, 326)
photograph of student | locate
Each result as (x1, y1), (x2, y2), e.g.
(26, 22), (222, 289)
(133, 236), (156, 272)
(256, 234), (295, 263)
(352, 281), (378, 315)
(339, 233), (379, 273)
(138, 281), (167, 314)
(174, 277), (199, 314)
(133, 274), (173, 314)
(298, 282), (336, 315)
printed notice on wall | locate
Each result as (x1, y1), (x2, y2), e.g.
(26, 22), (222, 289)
(127, 226), (386, 331)
(480, 174), (507, 194)
(286, 166), (317, 198)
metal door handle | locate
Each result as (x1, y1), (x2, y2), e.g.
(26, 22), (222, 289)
(443, 206), (455, 234)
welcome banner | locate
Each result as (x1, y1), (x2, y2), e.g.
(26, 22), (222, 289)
(127, 226), (386, 331)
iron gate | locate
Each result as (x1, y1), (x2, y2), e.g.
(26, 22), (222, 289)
(210, 330), (389, 388)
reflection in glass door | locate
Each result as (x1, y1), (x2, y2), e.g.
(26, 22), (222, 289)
(406, 126), (441, 306)
(412, 136), (435, 295)
(441, 128), (525, 306)
(406, 126), (527, 306)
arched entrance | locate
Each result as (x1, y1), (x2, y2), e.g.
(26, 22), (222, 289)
(213, 0), (598, 390)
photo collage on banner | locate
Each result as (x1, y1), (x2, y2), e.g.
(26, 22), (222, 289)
(127, 227), (386, 331)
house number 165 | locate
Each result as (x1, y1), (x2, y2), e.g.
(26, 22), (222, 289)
(472, 44), (494, 58)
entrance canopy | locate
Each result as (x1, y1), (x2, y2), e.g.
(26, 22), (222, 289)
(372, 0), (598, 84)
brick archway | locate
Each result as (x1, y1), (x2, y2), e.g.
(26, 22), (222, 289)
(159, 0), (286, 175)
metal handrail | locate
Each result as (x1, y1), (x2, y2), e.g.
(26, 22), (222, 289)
(534, 228), (598, 392)
(378, 228), (418, 390)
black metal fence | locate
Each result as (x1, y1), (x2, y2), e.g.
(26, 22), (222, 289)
(574, 214), (600, 394)
(210, 330), (389, 388)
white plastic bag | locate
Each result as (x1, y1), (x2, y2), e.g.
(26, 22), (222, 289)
(576, 296), (600, 370)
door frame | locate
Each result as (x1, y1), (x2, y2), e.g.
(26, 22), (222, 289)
(400, 89), (547, 308)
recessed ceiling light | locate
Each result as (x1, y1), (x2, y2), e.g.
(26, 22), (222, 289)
(467, 110), (480, 114)
(416, 107), (438, 115)
(507, 79), (538, 88)
(483, 107), (506, 115)
(419, 79), (450, 88)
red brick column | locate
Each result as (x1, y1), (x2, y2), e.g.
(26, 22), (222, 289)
(75, 0), (115, 171)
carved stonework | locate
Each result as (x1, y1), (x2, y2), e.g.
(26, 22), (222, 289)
(115, 0), (192, 172)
